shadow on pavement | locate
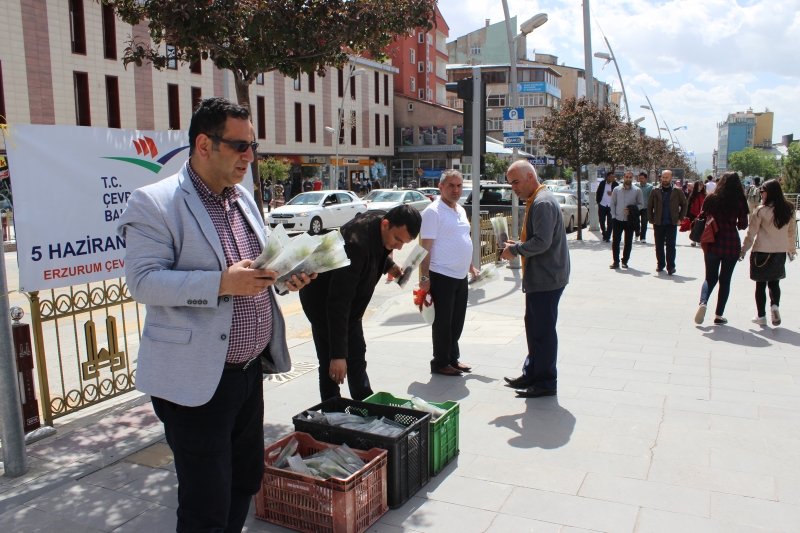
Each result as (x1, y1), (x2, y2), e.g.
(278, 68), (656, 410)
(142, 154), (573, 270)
(406, 374), (496, 401)
(698, 326), (772, 348)
(652, 272), (697, 283)
(613, 267), (651, 278)
(749, 327), (800, 348)
(489, 397), (575, 450)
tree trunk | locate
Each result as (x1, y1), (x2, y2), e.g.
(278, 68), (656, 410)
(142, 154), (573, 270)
(576, 157), (583, 241)
(232, 72), (265, 216)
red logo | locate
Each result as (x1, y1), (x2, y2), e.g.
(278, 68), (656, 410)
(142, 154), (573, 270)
(132, 137), (159, 158)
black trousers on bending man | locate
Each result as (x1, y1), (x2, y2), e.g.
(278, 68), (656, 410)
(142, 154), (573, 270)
(306, 317), (373, 402)
(428, 271), (469, 372)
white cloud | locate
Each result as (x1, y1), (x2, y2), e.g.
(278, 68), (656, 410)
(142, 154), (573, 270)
(630, 73), (661, 88)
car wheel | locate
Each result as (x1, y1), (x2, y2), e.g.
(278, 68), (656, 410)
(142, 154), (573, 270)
(309, 217), (323, 235)
(582, 214), (588, 228)
(566, 216), (574, 233)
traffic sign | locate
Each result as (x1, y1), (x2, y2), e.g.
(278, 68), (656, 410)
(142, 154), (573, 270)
(504, 137), (524, 149)
(503, 120), (524, 137)
(503, 108), (525, 120)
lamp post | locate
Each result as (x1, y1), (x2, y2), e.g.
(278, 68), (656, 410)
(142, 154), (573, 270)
(640, 89), (661, 140)
(328, 65), (366, 190)
(634, 117), (645, 125)
(594, 36), (629, 122)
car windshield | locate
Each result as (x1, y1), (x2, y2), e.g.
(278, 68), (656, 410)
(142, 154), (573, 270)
(287, 193), (323, 206)
(366, 191), (404, 202)
(460, 189), (472, 198)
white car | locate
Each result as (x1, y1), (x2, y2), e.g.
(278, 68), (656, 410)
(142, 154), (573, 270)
(267, 190), (367, 234)
(553, 193), (589, 233)
(363, 189), (432, 212)
(545, 179), (568, 188)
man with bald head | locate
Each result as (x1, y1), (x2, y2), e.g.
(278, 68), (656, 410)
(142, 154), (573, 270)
(499, 161), (570, 398)
(646, 169), (688, 275)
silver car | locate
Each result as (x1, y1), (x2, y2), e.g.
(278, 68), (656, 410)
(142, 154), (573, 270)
(363, 189), (432, 212)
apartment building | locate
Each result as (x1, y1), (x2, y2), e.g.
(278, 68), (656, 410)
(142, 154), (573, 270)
(716, 108), (774, 173)
(0, 0), (397, 190)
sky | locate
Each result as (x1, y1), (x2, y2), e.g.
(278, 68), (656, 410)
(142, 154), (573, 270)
(438, 0), (800, 172)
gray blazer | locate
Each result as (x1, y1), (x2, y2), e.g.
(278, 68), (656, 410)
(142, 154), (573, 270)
(118, 164), (290, 407)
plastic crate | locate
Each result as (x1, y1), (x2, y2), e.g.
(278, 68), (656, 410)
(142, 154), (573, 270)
(293, 398), (430, 509)
(363, 392), (459, 476)
(254, 432), (388, 533)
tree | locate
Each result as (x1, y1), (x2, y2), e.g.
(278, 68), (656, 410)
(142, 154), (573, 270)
(601, 116), (645, 175)
(539, 165), (559, 182)
(109, 0), (435, 210)
(259, 157), (290, 183)
(484, 153), (510, 181)
(782, 143), (800, 193)
(540, 97), (608, 239)
(729, 147), (779, 180)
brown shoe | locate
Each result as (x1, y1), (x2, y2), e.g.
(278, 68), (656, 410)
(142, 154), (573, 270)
(451, 362), (472, 373)
(432, 365), (463, 376)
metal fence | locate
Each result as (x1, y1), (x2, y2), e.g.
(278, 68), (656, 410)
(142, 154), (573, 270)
(476, 213), (514, 266)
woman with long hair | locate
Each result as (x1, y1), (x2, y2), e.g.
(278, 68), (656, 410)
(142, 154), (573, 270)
(686, 181), (707, 247)
(694, 172), (749, 325)
(740, 179), (797, 326)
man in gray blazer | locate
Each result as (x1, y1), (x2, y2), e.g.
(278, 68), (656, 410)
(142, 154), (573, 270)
(118, 98), (312, 533)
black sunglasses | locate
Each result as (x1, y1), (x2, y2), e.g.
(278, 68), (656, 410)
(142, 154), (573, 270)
(208, 135), (259, 153)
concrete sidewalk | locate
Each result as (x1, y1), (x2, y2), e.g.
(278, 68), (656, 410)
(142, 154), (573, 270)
(3, 229), (800, 533)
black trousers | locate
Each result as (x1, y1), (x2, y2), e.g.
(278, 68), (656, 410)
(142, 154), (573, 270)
(598, 205), (612, 240)
(653, 224), (678, 270)
(639, 211), (649, 241)
(151, 362), (264, 533)
(701, 253), (738, 316)
(308, 317), (373, 402)
(522, 287), (564, 390)
(756, 280), (782, 317)
(429, 271), (469, 371)
(612, 219), (634, 264)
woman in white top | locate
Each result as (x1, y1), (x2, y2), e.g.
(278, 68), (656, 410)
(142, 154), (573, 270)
(740, 179), (797, 326)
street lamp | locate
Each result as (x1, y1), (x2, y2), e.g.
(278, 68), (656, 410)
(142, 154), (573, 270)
(331, 66), (366, 190)
(593, 36), (630, 122)
(634, 117), (645, 125)
(640, 91), (661, 139)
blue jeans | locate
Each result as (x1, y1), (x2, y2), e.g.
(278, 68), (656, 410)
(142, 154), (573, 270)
(701, 253), (738, 316)
(522, 287), (564, 390)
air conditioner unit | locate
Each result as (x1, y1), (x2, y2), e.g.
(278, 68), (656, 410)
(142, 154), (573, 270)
(407, 103), (414, 112)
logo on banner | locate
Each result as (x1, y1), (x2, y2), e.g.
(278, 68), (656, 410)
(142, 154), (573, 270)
(102, 137), (189, 174)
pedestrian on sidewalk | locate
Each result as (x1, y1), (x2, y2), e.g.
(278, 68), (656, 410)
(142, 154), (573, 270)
(740, 179), (797, 326)
(647, 169), (688, 275)
(609, 171), (644, 269)
(499, 161), (570, 398)
(636, 172), (653, 243)
(300, 206), (420, 401)
(419, 170), (481, 377)
(686, 181), (707, 247)
(705, 175), (717, 194)
(118, 98), (314, 533)
(596, 172), (618, 242)
(693, 172), (749, 325)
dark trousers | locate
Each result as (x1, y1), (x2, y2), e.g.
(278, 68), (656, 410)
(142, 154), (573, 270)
(522, 287), (564, 390)
(653, 224), (678, 270)
(639, 211), (649, 241)
(756, 280), (782, 317)
(429, 271), (469, 371)
(612, 219), (634, 265)
(151, 362), (264, 533)
(701, 253), (738, 316)
(308, 318), (373, 402)
(598, 205), (612, 240)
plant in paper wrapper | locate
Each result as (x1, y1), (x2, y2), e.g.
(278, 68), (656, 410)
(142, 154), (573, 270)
(263, 233), (321, 278)
(395, 244), (428, 288)
(251, 224), (290, 270)
(274, 230), (350, 292)
(413, 287), (435, 326)
(468, 264), (499, 288)
(490, 216), (509, 260)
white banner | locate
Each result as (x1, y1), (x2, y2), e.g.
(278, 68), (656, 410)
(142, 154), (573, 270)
(7, 125), (252, 292)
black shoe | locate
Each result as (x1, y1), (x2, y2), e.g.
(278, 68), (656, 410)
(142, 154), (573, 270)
(656, 267), (664, 272)
(714, 317), (728, 325)
(516, 386), (557, 398)
(621, 262), (628, 269)
(609, 263), (620, 269)
(668, 269), (676, 275)
(504, 375), (532, 388)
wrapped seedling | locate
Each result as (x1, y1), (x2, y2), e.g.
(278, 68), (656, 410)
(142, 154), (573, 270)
(410, 397), (447, 420)
(274, 230), (351, 292)
(271, 437), (298, 469)
(413, 287), (435, 326)
(251, 224), (290, 270)
(264, 233), (321, 278)
(490, 216), (509, 260)
(395, 244), (429, 288)
(469, 264), (499, 288)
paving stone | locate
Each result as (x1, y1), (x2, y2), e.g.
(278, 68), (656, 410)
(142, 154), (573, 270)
(109, 504), (174, 533)
(115, 469), (178, 508)
(380, 497), (497, 533)
(81, 463), (153, 491)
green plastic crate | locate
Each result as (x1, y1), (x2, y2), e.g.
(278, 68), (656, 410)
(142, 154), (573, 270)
(364, 392), (459, 476)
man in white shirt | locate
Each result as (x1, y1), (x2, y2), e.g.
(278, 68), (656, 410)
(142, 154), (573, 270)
(705, 175), (717, 194)
(419, 170), (480, 376)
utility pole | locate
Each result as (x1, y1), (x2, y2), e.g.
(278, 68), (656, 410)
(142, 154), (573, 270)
(501, 0), (521, 268)
(471, 68), (482, 268)
(581, 0), (594, 239)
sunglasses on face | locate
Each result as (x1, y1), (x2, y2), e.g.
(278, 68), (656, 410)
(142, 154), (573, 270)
(209, 135), (259, 153)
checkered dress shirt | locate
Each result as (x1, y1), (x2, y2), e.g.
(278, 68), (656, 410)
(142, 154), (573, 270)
(187, 162), (273, 363)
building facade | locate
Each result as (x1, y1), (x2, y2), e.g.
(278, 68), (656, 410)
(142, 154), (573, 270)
(0, 0), (396, 192)
(385, 6), (449, 106)
(716, 108), (774, 173)
(447, 18), (525, 65)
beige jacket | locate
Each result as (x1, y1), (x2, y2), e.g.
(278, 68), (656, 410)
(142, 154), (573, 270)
(741, 205), (797, 254)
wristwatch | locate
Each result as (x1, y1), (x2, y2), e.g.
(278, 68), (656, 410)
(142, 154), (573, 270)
(420, 276), (430, 282)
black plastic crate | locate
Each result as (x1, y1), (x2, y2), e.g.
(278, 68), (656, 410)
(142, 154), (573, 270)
(292, 397), (430, 509)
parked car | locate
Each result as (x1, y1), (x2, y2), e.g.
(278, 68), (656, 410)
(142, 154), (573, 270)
(363, 189), (432, 212)
(552, 193), (589, 232)
(458, 187), (472, 206)
(545, 179), (568, 189)
(556, 188), (589, 208)
(463, 184), (524, 219)
(266, 190), (367, 235)
(417, 187), (442, 201)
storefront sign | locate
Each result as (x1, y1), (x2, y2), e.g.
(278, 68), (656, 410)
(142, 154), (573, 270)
(304, 156), (327, 165)
(332, 158), (374, 166)
(397, 145), (463, 153)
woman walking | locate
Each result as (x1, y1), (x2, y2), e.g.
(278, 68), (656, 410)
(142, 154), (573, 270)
(686, 181), (706, 247)
(740, 179), (797, 326)
(694, 172), (749, 325)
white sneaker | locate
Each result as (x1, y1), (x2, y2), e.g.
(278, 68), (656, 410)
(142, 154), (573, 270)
(694, 303), (707, 324)
(752, 316), (767, 326)
(771, 305), (781, 326)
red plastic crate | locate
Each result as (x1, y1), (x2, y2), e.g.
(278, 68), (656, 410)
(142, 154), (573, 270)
(255, 432), (388, 533)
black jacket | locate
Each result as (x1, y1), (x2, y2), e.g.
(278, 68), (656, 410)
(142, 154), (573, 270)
(627, 205), (641, 235)
(596, 179), (619, 204)
(299, 211), (395, 360)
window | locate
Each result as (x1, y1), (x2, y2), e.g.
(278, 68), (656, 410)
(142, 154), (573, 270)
(384, 74), (389, 105)
(101, 3), (117, 59)
(427, 62), (432, 73)
(257, 96), (266, 139)
(294, 103), (302, 142)
(294, 75), (301, 91)
(309, 104), (316, 143)
(427, 34), (432, 45)
(470, 44), (481, 55)
(350, 75), (356, 99)
(167, 84), (180, 129)
(190, 59), (201, 74)
(308, 72), (315, 93)
(337, 68), (344, 97)
(0, 62), (6, 124)
(427, 89), (432, 101)
(191, 86), (202, 113)
(481, 71), (506, 84)
(487, 94), (507, 107)
(336, 193), (352, 204)
(375, 114), (380, 146)
(256, 73), (264, 85)
(486, 117), (502, 131)
(167, 45), (177, 69)
(374, 72), (379, 103)
(350, 111), (357, 145)
(73, 72), (91, 126)
(410, 49), (415, 64)
(105, 76), (121, 128)
(384, 115), (390, 147)
(410, 77), (416, 92)
(69, 0), (86, 54)
(339, 116), (345, 145)
(418, 32), (425, 44)
(419, 89), (425, 99)
(418, 62), (424, 73)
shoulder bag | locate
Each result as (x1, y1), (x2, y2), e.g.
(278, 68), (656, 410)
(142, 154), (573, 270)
(689, 215), (706, 242)
(749, 252), (786, 282)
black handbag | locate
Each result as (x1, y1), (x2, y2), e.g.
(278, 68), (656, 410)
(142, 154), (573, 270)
(749, 252), (786, 282)
(689, 215), (705, 242)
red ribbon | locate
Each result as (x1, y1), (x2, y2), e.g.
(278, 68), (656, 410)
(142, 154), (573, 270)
(413, 289), (433, 312)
